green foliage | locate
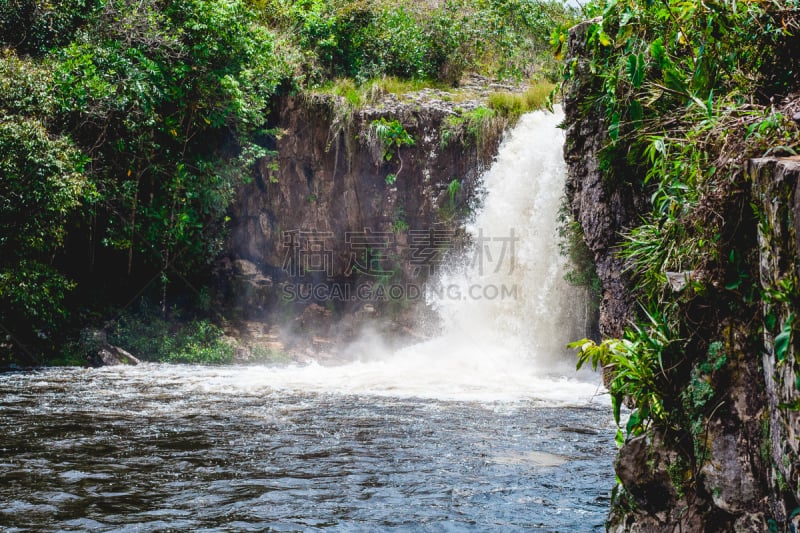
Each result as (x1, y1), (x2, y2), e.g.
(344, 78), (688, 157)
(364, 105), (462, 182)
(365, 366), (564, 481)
(565, 0), (800, 504)
(447, 179), (461, 208)
(391, 204), (409, 233)
(571, 309), (680, 440)
(774, 314), (794, 363)
(50, 0), (290, 280)
(486, 82), (555, 119)
(0, 50), (56, 115)
(0, 0), (295, 359)
(665, 454), (691, 499)
(442, 106), (504, 150)
(372, 118), (415, 158)
(391, 218), (409, 233)
(261, 0), (578, 84)
(0, 0), (104, 55)
(682, 341), (726, 417)
(314, 75), (450, 107)
(371, 117), (414, 183)
(557, 206), (602, 298)
(0, 117), (93, 345)
(108, 306), (234, 364)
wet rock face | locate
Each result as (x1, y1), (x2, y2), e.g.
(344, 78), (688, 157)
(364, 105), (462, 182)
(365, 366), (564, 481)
(218, 89), (505, 348)
(749, 157), (800, 517)
(562, 19), (647, 338)
(228, 94), (489, 282)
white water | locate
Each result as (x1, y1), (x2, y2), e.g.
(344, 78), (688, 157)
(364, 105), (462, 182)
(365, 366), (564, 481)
(224, 107), (602, 403)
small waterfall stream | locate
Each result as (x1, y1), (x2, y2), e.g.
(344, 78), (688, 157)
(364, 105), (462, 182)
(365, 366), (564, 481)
(431, 105), (587, 364)
(0, 108), (617, 531)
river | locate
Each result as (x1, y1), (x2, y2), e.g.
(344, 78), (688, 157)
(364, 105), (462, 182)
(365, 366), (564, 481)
(0, 365), (614, 531)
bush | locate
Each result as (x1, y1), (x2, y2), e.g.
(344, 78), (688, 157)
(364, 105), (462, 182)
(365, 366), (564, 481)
(108, 305), (235, 364)
(0, 0), (104, 55)
(262, 0), (578, 84)
(0, 117), (93, 351)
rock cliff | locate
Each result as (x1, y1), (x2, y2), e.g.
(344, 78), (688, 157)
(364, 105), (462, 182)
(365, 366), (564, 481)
(215, 84), (509, 355)
(565, 20), (800, 532)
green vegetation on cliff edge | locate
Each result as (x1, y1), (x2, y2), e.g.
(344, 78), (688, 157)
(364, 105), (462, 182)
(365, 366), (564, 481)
(561, 0), (800, 525)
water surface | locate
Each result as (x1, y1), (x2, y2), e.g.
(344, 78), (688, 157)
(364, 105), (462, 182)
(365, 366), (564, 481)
(0, 364), (615, 531)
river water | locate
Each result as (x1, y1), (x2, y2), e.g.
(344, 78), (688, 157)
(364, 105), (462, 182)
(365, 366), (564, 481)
(0, 109), (617, 531)
(0, 365), (614, 532)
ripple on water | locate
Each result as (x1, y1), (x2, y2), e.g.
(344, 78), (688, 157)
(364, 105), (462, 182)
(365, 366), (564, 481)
(0, 365), (615, 531)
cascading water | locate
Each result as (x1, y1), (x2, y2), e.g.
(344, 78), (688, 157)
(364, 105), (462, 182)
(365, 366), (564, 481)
(225, 106), (602, 402)
(0, 107), (617, 531)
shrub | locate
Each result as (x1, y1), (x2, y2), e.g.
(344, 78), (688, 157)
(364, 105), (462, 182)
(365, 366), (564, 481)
(108, 305), (235, 364)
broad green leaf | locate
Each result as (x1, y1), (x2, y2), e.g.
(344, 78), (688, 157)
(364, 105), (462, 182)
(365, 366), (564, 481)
(774, 315), (793, 362)
(609, 112), (620, 141)
(626, 408), (642, 434)
(650, 38), (667, 68)
(627, 53), (645, 88)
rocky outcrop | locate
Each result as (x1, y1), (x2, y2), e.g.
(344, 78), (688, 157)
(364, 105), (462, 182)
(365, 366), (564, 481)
(750, 157), (800, 525)
(565, 20), (800, 533)
(562, 19), (647, 338)
(216, 85), (509, 352)
(95, 344), (141, 366)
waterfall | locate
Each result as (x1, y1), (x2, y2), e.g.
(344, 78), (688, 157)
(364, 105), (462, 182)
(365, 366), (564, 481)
(233, 106), (601, 403)
(427, 106), (587, 366)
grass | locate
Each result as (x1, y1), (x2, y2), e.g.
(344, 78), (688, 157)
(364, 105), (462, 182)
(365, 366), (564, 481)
(314, 76), (452, 107)
(315, 77), (555, 122)
(487, 81), (555, 119)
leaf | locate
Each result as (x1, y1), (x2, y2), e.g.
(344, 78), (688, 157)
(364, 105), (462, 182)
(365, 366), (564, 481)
(626, 408), (643, 434)
(612, 394), (622, 425)
(609, 112), (621, 141)
(650, 38), (667, 68)
(690, 94), (707, 111)
(774, 315), (793, 362)
(567, 338), (591, 349)
(627, 53), (645, 89)
(765, 311), (777, 331)
(664, 68), (688, 95)
(629, 99), (643, 124)
(599, 31), (612, 47)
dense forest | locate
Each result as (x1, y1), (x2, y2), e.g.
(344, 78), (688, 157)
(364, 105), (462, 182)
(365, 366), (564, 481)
(0, 0), (577, 366)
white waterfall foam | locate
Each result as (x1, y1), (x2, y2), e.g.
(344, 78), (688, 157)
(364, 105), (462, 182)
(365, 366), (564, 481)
(426, 105), (588, 367)
(229, 106), (602, 403)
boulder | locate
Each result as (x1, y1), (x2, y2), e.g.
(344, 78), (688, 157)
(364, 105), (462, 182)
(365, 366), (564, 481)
(94, 344), (141, 366)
